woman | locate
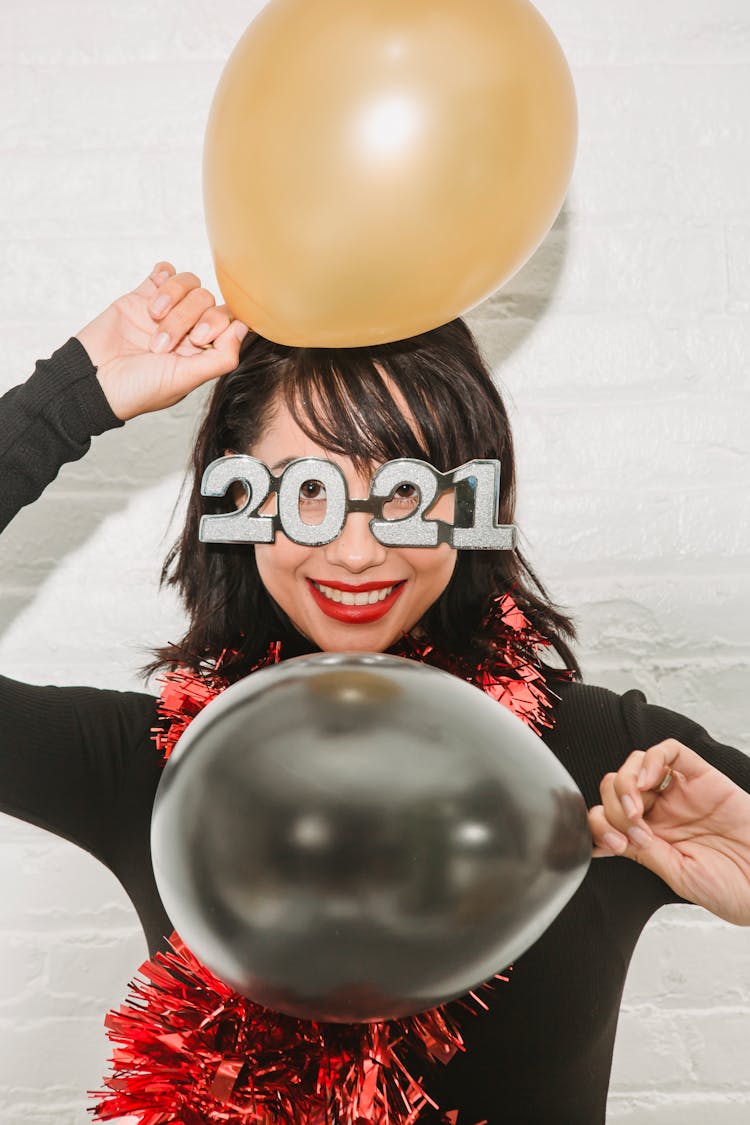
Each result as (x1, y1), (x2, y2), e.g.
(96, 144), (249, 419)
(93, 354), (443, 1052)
(2, 263), (750, 1124)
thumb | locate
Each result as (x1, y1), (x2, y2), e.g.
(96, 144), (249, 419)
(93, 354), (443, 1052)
(625, 827), (685, 892)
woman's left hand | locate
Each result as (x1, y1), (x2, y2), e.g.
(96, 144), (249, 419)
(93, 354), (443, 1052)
(589, 739), (750, 924)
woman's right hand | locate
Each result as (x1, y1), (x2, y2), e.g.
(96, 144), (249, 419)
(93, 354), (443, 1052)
(76, 262), (249, 421)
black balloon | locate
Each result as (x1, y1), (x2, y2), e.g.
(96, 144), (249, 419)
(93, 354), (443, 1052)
(151, 653), (591, 1022)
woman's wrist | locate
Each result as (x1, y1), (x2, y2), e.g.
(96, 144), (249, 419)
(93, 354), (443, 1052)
(51, 337), (124, 436)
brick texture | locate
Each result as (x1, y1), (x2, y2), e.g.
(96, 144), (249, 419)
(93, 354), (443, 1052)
(0, 1), (748, 1120)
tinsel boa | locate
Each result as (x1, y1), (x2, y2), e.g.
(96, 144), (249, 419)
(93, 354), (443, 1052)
(91, 594), (567, 1125)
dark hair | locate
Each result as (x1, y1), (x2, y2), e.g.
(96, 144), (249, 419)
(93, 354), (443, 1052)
(150, 317), (578, 680)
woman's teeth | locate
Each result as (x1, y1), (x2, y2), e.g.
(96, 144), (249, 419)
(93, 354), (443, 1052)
(313, 582), (396, 605)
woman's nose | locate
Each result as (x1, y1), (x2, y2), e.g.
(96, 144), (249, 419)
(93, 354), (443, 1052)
(323, 511), (388, 572)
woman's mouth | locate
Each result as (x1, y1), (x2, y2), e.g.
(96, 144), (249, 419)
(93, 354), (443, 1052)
(307, 578), (406, 624)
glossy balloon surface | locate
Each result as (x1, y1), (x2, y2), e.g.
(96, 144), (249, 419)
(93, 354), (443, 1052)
(203, 0), (577, 345)
(152, 654), (591, 1021)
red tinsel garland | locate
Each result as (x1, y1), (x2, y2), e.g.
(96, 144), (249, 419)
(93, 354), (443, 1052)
(90, 594), (566, 1125)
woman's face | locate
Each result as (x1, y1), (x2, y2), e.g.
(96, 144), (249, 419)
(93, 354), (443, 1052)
(251, 398), (457, 653)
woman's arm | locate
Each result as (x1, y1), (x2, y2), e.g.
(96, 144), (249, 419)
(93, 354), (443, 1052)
(0, 337), (121, 532)
(0, 264), (248, 910)
(0, 263), (248, 531)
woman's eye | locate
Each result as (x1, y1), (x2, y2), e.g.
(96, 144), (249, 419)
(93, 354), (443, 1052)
(298, 480), (328, 526)
(380, 483), (420, 521)
(393, 483), (418, 504)
(299, 479), (326, 502)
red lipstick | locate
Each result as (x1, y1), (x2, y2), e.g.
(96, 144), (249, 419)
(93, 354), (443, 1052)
(306, 578), (406, 624)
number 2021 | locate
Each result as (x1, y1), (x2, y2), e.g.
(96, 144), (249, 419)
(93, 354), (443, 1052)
(199, 455), (516, 550)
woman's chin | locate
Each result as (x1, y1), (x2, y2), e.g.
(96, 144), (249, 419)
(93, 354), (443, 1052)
(294, 608), (411, 655)
(309, 623), (403, 654)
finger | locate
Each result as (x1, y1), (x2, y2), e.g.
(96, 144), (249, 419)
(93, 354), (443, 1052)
(591, 798), (663, 863)
(588, 804), (629, 858)
(134, 261), (176, 298)
(617, 819), (686, 890)
(599, 771), (639, 836)
(171, 320), (249, 392)
(188, 304), (234, 347)
(148, 270), (203, 321)
(150, 261), (176, 285)
(610, 750), (648, 822)
(636, 739), (698, 791)
(599, 771), (661, 851)
(150, 288), (216, 353)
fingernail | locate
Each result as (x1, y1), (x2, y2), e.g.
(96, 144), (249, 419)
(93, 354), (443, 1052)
(235, 321), (249, 342)
(603, 831), (628, 855)
(151, 331), (171, 353)
(154, 270), (171, 283)
(622, 794), (638, 818)
(191, 323), (210, 343)
(637, 768), (648, 788)
(150, 294), (171, 316)
(628, 825), (651, 848)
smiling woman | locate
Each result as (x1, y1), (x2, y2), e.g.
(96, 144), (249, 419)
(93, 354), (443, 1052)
(151, 315), (578, 676)
(2, 0), (750, 1118)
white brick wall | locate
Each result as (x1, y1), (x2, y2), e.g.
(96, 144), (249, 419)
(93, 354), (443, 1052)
(0, 1), (748, 1120)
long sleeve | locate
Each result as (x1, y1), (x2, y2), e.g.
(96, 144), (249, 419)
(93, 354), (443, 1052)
(619, 687), (750, 792)
(0, 336), (145, 852)
(0, 674), (171, 949)
(543, 681), (750, 812)
(0, 341), (171, 949)
(0, 336), (122, 532)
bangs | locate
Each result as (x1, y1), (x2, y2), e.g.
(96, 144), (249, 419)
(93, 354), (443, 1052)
(280, 346), (487, 474)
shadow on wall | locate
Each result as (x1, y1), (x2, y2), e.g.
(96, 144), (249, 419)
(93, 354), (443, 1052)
(0, 383), (211, 640)
(469, 205), (570, 368)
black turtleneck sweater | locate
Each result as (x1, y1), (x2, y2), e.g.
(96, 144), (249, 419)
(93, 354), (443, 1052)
(1, 340), (748, 1124)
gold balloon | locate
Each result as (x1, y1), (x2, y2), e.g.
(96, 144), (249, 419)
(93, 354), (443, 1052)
(203, 0), (577, 346)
